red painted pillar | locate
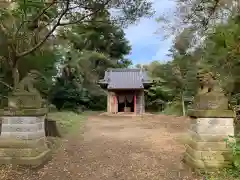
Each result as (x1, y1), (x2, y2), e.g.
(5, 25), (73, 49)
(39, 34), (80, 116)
(134, 94), (136, 114)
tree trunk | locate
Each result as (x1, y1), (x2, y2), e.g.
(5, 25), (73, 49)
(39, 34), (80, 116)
(12, 65), (20, 90)
(181, 93), (186, 116)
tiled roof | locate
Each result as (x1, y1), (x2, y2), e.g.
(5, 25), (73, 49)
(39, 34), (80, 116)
(99, 68), (152, 89)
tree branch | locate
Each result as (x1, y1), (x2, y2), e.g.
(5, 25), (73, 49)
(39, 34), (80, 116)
(15, 0), (56, 38)
(58, 0), (112, 26)
(183, 0), (220, 30)
(33, 0), (57, 22)
(16, 0), (112, 58)
(15, 0), (27, 38)
(0, 80), (13, 90)
(58, 11), (98, 26)
(0, 94), (9, 99)
(202, 0), (220, 30)
(16, 0), (71, 58)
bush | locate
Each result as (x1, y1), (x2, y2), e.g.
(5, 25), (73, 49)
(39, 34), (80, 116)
(163, 101), (183, 116)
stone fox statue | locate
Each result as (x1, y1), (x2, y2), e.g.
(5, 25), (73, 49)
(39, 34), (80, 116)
(196, 70), (222, 95)
(15, 70), (41, 93)
(8, 70), (46, 109)
(194, 69), (228, 110)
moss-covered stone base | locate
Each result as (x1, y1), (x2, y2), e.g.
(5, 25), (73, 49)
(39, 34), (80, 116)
(184, 151), (232, 171)
(0, 108), (48, 116)
(0, 138), (46, 148)
(8, 92), (42, 109)
(0, 137), (51, 167)
(0, 111), (51, 167)
(183, 117), (234, 171)
(193, 93), (229, 110)
(0, 149), (51, 167)
(188, 109), (235, 118)
(184, 141), (232, 171)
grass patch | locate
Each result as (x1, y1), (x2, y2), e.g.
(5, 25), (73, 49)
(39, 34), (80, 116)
(197, 168), (240, 180)
(47, 111), (90, 136)
(45, 111), (92, 153)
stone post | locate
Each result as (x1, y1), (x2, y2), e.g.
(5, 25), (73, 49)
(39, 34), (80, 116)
(183, 70), (235, 171)
(0, 92), (50, 167)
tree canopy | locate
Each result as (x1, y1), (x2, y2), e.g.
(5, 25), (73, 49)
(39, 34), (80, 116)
(0, 0), (153, 109)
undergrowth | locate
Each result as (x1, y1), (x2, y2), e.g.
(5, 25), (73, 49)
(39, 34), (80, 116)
(162, 101), (183, 116)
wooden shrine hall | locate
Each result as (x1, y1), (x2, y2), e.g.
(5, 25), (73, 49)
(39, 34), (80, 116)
(98, 68), (152, 115)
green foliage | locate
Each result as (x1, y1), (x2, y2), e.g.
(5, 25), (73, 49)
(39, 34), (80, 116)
(48, 11), (132, 111)
(145, 79), (174, 111)
(162, 101), (183, 116)
(0, 0), (153, 110)
(49, 77), (89, 110)
(202, 18), (240, 97)
(224, 135), (240, 169)
(49, 6), (135, 110)
(144, 55), (197, 114)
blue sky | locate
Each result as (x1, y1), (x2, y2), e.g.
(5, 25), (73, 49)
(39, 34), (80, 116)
(124, 0), (176, 65)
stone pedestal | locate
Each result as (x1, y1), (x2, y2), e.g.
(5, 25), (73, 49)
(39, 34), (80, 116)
(184, 109), (235, 171)
(8, 92), (43, 109)
(0, 108), (50, 167)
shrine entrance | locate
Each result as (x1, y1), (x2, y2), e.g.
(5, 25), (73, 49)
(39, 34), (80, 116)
(117, 94), (134, 113)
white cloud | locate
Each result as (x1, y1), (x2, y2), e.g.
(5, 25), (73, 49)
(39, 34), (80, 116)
(124, 0), (176, 64)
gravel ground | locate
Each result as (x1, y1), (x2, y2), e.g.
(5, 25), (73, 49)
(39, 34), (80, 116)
(0, 114), (202, 180)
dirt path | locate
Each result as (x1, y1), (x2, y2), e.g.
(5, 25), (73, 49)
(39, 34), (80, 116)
(5, 114), (201, 180)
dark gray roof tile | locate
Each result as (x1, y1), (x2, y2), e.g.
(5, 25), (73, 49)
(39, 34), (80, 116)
(100, 68), (151, 89)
